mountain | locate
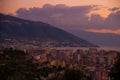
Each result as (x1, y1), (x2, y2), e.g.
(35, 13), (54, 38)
(68, 30), (120, 47)
(0, 14), (96, 47)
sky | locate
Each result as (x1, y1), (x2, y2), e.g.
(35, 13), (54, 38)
(0, 0), (120, 34)
(0, 0), (120, 14)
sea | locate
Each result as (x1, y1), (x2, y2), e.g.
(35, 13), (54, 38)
(50, 46), (120, 52)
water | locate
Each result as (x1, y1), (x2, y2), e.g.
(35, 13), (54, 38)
(50, 46), (120, 52)
(98, 46), (120, 51)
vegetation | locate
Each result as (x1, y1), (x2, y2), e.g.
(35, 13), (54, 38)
(109, 53), (120, 80)
(49, 68), (84, 80)
(0, 48), (41, 80)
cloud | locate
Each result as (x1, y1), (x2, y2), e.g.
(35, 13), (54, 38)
(85, 29), (120, 34)
(16, 4), (120, 33)
(104, 11), (120, 30)
(16, 4), (92, 29)
(108, 7), (120, 11)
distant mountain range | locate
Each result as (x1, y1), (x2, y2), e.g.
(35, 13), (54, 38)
(0, 14), (96, 47)
(69, 30), (120, 47)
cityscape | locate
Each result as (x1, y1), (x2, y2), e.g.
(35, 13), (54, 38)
(0, 46), (120, 80)
(0, 0), (120, 80)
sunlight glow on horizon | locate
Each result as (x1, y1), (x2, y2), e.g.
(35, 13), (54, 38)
(86, 29), (120, 34)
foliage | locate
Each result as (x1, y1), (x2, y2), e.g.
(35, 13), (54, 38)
(0, 48), (41, 80)
(109, 54), (120, 80)
(37, 65), (64, 78)
(49, 68), (84, 80)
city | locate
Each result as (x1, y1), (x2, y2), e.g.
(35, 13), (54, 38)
(0, 0), (120, 80)
(1, 46), (119, 80)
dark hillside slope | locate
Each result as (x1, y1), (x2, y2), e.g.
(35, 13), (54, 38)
(0, 14), (96, 47)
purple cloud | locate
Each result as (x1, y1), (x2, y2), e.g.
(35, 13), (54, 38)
(16, 4), (120, 31)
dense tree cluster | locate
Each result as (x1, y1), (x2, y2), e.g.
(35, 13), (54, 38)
(0, 48), (40, 80)
(49, 68), (84, 80)
(109, 53), (120, 80)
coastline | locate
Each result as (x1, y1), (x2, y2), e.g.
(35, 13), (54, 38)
(45, 46), (120, 52)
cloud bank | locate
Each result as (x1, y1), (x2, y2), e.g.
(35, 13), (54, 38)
(16, 4), (120, 34)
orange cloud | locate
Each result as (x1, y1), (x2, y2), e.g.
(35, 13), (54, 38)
(87, 6), (111, 19)
(85, 29), (120, 34)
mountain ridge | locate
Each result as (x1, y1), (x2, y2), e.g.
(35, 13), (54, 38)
(68, 29), (120, 47)
(0, 13), (97, 47)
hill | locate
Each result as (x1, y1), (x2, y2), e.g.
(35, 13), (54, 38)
(0, 14), (96, 47)
(69, 30), (120, 47)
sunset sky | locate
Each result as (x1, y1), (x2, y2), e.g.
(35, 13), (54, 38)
(0, 0), (120, 13)
(0, 0), (120, 34)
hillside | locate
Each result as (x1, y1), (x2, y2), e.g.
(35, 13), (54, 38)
(0, 14), (96, 47)
(69, 30), (120, 47)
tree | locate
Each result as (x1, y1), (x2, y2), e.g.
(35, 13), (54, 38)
(49, 68), (84, 80)
(63, 68), (84, 80)
(0, 48), (41, 80)
(109, 53), (120, 80)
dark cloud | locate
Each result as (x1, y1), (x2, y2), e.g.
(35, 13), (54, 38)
(105, 12), (120, 29)
(108, 7), (120, 11)
(16, 4), (120, 30)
